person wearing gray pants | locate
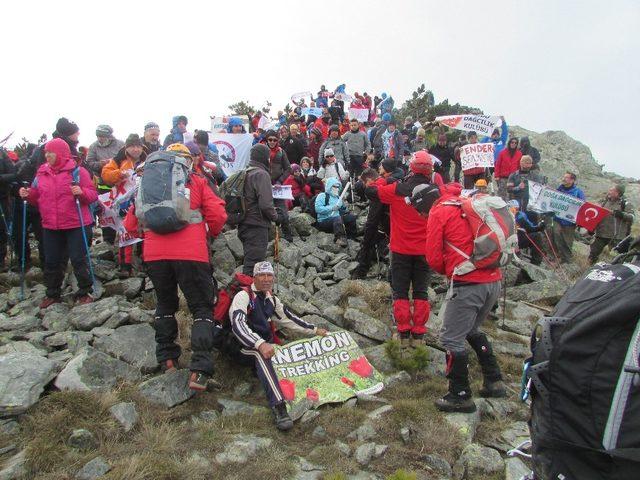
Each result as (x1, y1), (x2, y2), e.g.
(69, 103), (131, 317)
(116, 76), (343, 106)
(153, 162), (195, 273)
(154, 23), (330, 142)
(426, 183), (507, 413)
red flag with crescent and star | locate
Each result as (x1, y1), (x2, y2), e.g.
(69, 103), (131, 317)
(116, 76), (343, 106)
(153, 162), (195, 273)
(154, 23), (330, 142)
(576, 202), (610, 231)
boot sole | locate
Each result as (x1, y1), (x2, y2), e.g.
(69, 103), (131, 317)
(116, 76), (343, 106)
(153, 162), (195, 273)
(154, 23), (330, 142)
(276, 420), (294, 431)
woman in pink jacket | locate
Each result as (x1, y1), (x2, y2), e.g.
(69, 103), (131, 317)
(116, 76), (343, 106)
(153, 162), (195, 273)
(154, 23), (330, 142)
(19, 138), (98, 308)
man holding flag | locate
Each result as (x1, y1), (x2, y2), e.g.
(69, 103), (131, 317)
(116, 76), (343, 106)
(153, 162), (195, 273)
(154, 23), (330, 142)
(588, 184), (635, 263)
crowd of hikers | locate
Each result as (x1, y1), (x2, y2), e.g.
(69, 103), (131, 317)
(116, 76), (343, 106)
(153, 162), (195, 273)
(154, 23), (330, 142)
(0, 84), (635, 431)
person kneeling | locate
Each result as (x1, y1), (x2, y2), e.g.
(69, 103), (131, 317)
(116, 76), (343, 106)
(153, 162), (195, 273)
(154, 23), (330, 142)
(229, 262), (327, 431)
(314, 178), (357, 247)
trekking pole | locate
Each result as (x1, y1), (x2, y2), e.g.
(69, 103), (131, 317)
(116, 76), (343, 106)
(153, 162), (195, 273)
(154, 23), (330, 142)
(19, 182), (28, 301)
(0, 203), (13, 271)
(71, 180), (96, 290)
(274, 224), (280, 294)
(501, 276), (507, 329)
(350, 175), (355, 204)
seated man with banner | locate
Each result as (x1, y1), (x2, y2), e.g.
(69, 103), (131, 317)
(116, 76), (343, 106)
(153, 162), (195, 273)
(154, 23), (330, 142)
(229, 261), (328, 431)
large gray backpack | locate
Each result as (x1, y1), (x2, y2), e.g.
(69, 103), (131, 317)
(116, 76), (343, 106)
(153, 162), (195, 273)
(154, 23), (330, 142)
(135, 151), (202, 234)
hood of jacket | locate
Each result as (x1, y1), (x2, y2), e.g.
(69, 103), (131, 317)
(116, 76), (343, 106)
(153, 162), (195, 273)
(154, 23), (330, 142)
(325, 177), (342, 198)
(44, 138), (72, 172)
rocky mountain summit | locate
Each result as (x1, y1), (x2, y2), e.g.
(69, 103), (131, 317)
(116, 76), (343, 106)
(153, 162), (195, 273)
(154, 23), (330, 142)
(0, 129), (625, 479)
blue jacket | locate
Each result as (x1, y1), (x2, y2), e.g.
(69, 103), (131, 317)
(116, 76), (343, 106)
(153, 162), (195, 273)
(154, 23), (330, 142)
(315, 177), (346, 222)
(481, 120), (508, 160)
(555, 183), (585, 226)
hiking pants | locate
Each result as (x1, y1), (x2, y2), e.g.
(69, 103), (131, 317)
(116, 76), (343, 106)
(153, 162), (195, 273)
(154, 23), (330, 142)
(317, 214), (357, 239)
(439, 280), (501, 353)
(348, 154), (366, 179)
(552, 222), (576, 263)
(146, 260), (216, 375)
(42, 226), (93, 299)
(12, 202), (44, 269)
(589, 236), (614, 264)
(238, 346), (284, 407)
(391, 252), (431, 335)
(238, 224), (269, 276)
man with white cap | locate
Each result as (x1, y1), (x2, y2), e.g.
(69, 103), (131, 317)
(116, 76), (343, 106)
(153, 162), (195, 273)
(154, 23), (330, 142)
(229, 261), (328, 431)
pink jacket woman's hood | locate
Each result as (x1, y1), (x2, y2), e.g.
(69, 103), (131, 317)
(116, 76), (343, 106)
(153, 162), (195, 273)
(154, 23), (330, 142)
(44, 138), (72, 171)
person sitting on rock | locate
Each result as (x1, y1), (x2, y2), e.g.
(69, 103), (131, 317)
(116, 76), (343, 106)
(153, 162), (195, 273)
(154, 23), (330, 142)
(317, 148), (349, 183)
(282, 163), (311, 211)
(314, 177), (357, 247)
(426, 183), (506, 414)
(229, 261), (327, 431)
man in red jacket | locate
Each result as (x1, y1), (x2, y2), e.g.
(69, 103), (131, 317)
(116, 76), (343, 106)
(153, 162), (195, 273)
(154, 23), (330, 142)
(425, 183), (506, 413)
(366, 151), (438, 347)
(124, 143), (227, 391)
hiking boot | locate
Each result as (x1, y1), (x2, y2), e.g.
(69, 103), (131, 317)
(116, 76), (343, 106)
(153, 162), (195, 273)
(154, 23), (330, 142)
(435, 392), (477, 413)
(350, 267), (368, 280)
(272, 402), (294, 431)
(479, 380), (507, 398)
(161, 358), (180, 374)
(189, 371), (210, 392)
(410, 334), (426, 348)
(76, 295), (93, 305)
(39, 297), (61, 309)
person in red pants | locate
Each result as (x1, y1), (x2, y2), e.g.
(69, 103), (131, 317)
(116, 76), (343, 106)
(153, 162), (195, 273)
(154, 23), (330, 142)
(365, 151), (439, 347)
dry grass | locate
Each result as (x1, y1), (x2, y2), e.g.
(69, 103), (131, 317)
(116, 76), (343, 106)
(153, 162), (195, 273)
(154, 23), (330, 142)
(340, 280), (392, 321)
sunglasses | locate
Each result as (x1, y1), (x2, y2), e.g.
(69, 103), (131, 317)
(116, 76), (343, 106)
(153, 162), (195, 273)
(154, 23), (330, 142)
(267, 138), (278, 142)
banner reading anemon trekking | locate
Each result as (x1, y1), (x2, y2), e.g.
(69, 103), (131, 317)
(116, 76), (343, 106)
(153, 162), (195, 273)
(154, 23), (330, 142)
(435, 114), (502, 136)
(272, 330), (384, 409)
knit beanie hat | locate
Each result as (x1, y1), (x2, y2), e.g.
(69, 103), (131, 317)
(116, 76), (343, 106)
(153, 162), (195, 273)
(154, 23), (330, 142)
(381, 158), (397, 173)
(310, 127), (322, 138)
(184, 141), (201, 157)
(95, 124), (113, 137)
(125, 133), (143, 148)
(250, 144), (270, 166)
(55, 117), (79, 137)
(144, 122), (160, 131)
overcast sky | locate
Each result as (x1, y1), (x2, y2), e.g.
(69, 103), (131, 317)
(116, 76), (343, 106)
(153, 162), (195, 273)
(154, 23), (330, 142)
(2, 0), (638, 177)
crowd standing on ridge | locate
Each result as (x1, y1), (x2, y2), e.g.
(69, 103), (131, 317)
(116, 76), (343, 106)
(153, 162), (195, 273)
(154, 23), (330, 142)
(0, 83), (635, 429)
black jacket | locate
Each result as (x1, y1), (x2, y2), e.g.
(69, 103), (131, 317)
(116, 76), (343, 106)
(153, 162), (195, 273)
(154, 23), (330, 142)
(428, 144), (455, 170)
(0, 151), (17, 201)
(280, 136), (306, 166)
(242, 160), (278, 228)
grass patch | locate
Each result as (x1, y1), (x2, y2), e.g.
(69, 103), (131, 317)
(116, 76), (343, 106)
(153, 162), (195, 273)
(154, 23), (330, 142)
(317, 404), (368, 438)
(340, 280), (392, 320)
(386, 470), (418, 480)
(384, 340), (430, 373)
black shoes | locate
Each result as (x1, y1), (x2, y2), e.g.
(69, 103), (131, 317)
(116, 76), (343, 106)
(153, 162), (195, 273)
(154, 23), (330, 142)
(272, 402), (293, 431)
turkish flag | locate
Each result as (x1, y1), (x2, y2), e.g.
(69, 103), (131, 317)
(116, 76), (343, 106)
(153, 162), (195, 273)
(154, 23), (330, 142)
(576, 202), (610, 231)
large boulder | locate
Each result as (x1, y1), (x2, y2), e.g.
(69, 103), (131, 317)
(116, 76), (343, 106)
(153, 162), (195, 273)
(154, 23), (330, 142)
(54, 347), (140, 392)
(0, 352), (56, 416)
(453, 443), (504, 479)
(0, 313), (41, 334)
(93, 324), (157, 373)
(69, 297), (122, 331)
(343, 308), (391, 342)
(289, 212), (316, 237)
(41, 303), (71, 332)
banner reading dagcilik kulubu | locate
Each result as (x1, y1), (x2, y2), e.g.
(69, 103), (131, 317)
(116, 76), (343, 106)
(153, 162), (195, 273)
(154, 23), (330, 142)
(272, 330), (384, 409)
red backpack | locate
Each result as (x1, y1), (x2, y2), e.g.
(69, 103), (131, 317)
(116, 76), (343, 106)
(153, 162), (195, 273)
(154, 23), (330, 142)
(444, 194), (517, 276)
(213, 273), (254, 324)
(212, 272), (283, 344)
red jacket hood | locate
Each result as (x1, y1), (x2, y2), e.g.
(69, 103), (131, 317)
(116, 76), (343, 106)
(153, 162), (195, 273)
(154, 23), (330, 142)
(439, 182), (463, 198)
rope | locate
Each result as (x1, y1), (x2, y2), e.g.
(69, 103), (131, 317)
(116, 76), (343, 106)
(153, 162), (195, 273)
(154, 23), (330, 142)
(522, 229), (571, 284)
(543, 228), (569, 280)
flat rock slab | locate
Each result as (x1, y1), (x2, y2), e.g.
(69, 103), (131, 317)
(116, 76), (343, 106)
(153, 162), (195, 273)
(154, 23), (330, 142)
(54, 347), (141, 392)
(75, 456), (111, 479)
(93, 324), (157, 373)
(444, 410), (481, 445)
(109, 402), (138, 432)
(0, 352), (56, 417)
(218, 398), (269, 417)
(69, 297), (122, 331)
(214, 434), (273, 465)
(138, 369), (194, 408)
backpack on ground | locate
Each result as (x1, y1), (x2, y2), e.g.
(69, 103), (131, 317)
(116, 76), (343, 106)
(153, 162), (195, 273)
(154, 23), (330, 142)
(525, 260), (640, 479)
(135, 151), (202, 234)
(219, 167), (256, 226)
(308, 191), (330, 220)
(444, 194), (517, 275)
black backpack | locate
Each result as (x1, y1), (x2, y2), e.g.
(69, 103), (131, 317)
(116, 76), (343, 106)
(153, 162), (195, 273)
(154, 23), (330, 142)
(219, 167), (256, 226)
(307, 191), (330, 220)
(525, 260), (640, 479)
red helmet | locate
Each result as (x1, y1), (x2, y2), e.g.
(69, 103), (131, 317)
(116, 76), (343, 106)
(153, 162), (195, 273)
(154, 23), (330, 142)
(410, 151), (433, 174)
